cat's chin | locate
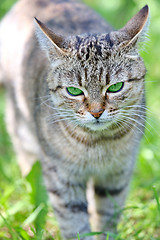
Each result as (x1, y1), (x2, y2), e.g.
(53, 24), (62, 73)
(83, 121), (111, 131)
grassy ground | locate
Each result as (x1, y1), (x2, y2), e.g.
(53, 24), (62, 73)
(0, 0), (160, 239)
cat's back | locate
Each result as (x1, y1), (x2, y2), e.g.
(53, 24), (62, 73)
(0, 0), (112, 83)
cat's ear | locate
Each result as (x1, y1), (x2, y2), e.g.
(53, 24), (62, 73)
(110, 5), (149, 48)
(34, 18), (69, 60)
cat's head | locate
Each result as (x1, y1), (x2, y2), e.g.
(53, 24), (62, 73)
(35, 5), (149, 131)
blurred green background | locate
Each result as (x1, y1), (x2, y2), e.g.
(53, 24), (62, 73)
(0, 0), (160, 239)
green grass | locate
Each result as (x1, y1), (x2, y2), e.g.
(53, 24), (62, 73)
(0, 0), (160, 239)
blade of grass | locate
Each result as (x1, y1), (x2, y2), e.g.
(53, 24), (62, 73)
(78, 231), (117, 238)
(153, 186), (160, 215)
(77, 232), (80, 240)
(79, 231), (103, 238)
(22, 203), (44, 227)
(26, 161), (48, 235)
(0, 213), (19, 240)
(15, 227), (30, 240)
(106, 233), (110, 240)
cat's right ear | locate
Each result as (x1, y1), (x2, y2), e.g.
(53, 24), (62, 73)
(34, 18), (69, 60)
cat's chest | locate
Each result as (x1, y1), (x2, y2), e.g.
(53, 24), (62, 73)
(53, 127), (135, 175)
(53, 138), (134, 187)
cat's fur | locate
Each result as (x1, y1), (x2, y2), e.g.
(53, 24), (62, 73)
(0, 0), (149, 239)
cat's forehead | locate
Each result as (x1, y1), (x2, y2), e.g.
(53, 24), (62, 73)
(69, 33), (112, 61)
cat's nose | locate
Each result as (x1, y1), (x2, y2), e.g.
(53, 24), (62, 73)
(89, 109), (105, 119)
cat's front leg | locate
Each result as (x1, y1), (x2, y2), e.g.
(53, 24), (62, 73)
(89, 181), (129, 240)
(43, 166), (93, 240)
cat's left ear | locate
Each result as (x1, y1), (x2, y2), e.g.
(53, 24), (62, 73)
(34, 18), (69, 61)
(110, 5), (149, 48)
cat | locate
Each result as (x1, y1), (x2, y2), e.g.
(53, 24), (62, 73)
(0, 0), (149, 239)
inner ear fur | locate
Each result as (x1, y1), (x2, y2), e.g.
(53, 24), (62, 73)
(35, 17), (69, 58)
(110, 5), (149, 47)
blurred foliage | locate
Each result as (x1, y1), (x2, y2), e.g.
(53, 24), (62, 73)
(26, 162), (48, 237)
(0, 0), (160, 239)
(0, 0), (17, 18)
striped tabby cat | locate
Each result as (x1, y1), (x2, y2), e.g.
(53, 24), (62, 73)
(0, 0), (149, 239)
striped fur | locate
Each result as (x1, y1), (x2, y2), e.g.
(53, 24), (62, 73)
(0, 1), (149, 239)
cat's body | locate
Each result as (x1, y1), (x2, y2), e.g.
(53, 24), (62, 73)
(0, 0), (149, 239)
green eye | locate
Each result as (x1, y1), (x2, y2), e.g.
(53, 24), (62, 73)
(66, 87), (83, 96)
(107, 82), (124, 93)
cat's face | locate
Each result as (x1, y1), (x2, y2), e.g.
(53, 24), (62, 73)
(35, 5), (149, 131)
(48, 35), (146, 131)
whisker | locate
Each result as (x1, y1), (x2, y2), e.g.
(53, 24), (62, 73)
(47, 117), (77, 125)
(119, 105), (155, 124)
(123, 104), (152, 114)
(120, 110), (154, 128)
(119, 117), (149, 143)
(39, 98), (52, 106)
(117, 119), (142, 145)
(34, 94), (51, 100)
(47, 112), (73, 120)
(122, 116), (150, 140)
